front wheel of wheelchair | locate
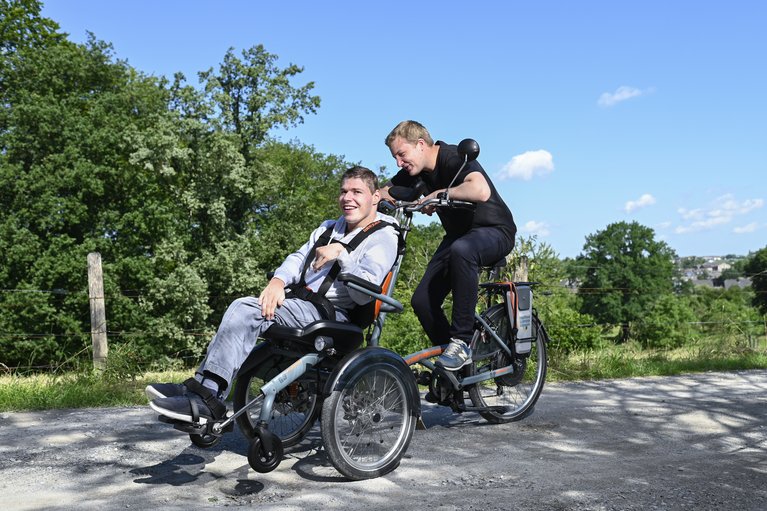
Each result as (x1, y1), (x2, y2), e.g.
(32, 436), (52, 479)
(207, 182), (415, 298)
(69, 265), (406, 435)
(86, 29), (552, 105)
(247, 437), (283, 473)
(468, 305), (548, 423)
(321, 362), (416, 480)
(233, 356), (320, 448)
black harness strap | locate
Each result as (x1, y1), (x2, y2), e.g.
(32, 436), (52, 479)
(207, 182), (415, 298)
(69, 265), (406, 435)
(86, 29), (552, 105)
(182, 378), (227, 420)
(288, 220), (395, 320)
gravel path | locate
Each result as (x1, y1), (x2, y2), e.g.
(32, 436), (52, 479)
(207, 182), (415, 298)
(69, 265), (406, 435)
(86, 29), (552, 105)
(2, 370), (766, 510)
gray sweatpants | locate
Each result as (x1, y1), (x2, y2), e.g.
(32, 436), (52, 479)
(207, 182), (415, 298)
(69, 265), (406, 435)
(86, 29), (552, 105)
(195, 296), (348, 397)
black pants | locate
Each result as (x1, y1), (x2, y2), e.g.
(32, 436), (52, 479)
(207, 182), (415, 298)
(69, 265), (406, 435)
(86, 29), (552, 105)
(412, 227), (514, 345)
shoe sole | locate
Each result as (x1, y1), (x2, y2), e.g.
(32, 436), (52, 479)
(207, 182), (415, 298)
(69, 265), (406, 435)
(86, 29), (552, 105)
(145, 386), (166, 401)
(149, 400), (211, 425)
(145, 385), (188, 401)
(436, 358), (473, 371)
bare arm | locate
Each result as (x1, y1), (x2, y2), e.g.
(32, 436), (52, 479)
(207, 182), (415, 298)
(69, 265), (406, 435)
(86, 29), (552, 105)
(418, 172), (491, 214)
(379, 182), (394, 203)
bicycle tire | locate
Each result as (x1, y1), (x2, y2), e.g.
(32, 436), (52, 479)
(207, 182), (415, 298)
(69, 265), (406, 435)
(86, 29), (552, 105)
(468, 304), (547, 423)
(321, 362), (416, 480)
(233, 355), (320, 448)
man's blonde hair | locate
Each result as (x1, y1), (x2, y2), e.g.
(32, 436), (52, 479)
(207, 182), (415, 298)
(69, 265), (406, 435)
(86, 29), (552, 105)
(384, 120), (434, 147)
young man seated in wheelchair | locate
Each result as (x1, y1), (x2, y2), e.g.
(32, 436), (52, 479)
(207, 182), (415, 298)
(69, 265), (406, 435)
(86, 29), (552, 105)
(147, 166), (399, 424)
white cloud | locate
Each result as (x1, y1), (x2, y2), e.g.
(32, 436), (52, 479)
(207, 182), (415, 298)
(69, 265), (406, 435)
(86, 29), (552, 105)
(625, 193), (656, 213)
(598, 85), (653, 108)
(519, 220), (551, 237)
(498, 150), (554, 181)
(710, 194), (764, 217)
(675, 216), (730, 234)
(677, 207), (704, 220)
(675, 194), (764, 234)
(734, 222), (759, 234)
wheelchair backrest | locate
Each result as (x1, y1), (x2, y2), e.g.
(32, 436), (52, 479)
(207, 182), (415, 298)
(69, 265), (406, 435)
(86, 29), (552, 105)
(347, 270), (394, 328)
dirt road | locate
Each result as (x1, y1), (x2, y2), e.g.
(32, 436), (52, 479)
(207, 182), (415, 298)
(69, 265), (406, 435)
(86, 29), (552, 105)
(2, 370), (766, 510)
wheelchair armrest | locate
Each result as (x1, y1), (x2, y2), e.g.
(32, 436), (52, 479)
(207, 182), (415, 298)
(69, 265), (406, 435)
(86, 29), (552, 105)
(337, 273), (382, 294)
(338, 273), (404, 314)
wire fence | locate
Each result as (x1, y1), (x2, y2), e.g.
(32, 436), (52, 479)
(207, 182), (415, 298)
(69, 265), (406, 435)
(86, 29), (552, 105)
(2, 283), (766, 373)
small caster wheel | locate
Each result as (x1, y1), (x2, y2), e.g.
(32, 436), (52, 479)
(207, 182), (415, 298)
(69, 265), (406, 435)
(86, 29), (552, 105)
(190, 433), (221, 449)
(247, 437), (283, 473)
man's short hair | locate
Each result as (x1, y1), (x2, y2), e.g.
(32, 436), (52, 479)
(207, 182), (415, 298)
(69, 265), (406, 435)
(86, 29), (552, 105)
(384, 120), (434, 147)
(342, 166), (379, 193)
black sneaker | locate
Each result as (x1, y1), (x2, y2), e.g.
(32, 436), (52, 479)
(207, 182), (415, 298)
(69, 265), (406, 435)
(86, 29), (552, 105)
(150, 392), (228, 425)
(436, 338), (472, 371)
(145, 382), (187, 401)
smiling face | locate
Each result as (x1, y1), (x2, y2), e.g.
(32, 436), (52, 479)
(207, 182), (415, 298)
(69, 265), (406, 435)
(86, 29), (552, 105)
(388, 136), (427, 176)
(338, 176), (380, 231)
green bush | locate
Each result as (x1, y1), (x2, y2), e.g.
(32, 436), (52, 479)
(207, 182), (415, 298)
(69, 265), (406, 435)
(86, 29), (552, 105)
(633, 294), (698, 349)
(541, 306), (603, 353)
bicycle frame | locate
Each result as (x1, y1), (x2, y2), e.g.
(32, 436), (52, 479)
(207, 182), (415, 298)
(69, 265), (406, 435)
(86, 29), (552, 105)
(368, 196), (534, 397)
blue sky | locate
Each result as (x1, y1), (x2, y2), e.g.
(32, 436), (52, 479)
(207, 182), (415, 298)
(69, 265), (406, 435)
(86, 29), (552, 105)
(42, 1), (766, 258)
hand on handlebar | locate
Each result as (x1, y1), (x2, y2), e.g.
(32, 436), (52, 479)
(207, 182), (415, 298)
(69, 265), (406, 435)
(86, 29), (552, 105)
(417, 189), (446, 216)
(385, 185), (475, 214)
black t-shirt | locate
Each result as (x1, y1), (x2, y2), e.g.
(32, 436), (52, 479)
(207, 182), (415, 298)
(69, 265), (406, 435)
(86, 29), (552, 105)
(391, 141), (517, 242)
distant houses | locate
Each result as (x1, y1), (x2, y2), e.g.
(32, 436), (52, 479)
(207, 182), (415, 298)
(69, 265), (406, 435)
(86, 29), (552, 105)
(687, 278), (752, 289)
(700, 260), (731, 274)
(677, 255), (751, 289)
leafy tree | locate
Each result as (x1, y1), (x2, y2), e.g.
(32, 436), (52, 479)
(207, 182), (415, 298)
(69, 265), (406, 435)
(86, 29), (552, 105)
(505, 235), (564, 285)
(539, 293), (603, 354)
(633, 294), (697, 349)
(744, 246), (767, 314)
(575, 221), (676, 342)
(198, 45), (321, 164)
(678, 256), (705, 268)
(0, 0), (62, 55)
(0, 12), (177, 367)
(504, 236), (603, 353)
(0, 4), (334, 369)
(686, 286), (762, 348)
(379, 223), (443, 355)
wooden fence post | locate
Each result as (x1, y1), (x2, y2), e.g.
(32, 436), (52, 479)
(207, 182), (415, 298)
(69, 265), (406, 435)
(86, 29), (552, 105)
(514, 256), (529, 282)
(87, 252), (108, 371)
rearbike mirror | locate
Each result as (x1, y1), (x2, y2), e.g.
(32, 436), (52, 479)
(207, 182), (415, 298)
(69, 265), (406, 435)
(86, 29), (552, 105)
(457, 138), (480, 162)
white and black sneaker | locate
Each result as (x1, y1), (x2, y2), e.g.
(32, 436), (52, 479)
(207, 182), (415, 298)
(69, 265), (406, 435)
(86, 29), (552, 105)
(150, 378), (228, 425)
(436, 338), (472, 371)
(145, 382), (187, 401)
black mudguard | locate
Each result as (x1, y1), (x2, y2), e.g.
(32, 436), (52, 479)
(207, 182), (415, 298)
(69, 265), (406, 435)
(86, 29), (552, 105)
(323, 347), (421, 418)
(235, 341), (276, 379)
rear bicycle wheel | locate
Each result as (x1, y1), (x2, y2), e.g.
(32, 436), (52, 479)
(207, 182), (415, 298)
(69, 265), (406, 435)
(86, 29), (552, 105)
(321, 363), (416, 480)
(233, 356), (320, 447)
(468, 304), (547, 423)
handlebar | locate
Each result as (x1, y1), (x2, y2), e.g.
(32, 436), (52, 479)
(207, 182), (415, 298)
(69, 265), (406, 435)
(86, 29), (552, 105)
(380, 196), (476, 214)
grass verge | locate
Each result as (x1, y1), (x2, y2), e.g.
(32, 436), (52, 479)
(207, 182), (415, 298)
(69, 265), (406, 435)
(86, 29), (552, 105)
(547, 340), (767, 381)
(0, 370), (188, 412)
(2, 343), (766, 412)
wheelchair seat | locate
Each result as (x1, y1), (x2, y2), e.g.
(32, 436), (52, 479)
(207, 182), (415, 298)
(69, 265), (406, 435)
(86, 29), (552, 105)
(263, 320), (364, 354)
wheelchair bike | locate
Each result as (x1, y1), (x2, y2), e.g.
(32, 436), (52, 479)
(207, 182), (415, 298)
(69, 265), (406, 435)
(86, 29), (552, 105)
(158, 139), (548, 480)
